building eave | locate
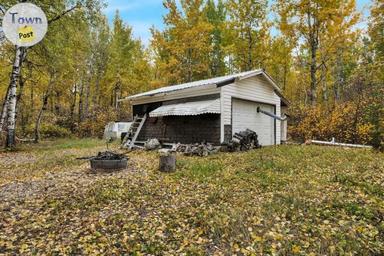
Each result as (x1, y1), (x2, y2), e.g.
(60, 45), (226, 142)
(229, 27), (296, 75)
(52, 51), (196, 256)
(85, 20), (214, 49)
(120, 69), (290, 106)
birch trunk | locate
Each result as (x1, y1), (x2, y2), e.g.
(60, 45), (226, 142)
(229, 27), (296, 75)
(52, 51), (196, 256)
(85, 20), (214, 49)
(0, 85), (11, 133)
(309, 39), (318, 106)
(6, 46), (26, 148)
(307, 8), (319, 107)
(34, 76), (54, 143)
(69, 84), (77, 132)
(84, 79), (90, 119)
(78, 81), (84, 124)
(34, 94), (49, 143)
(247, 28), (253, 71)
(15, 74), (26, 125)
(93, 74), (101, 108)
(320, 62), (328, 103)
(334, 49), (343, 102)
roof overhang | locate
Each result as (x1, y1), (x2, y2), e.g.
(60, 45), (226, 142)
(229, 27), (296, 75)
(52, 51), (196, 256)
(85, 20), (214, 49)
(149, 99), (221, 117)
(121, 69), (290, 107)
(241, 69), (290, 107)
(121, 70), (263, 102)
(215, 77), (237, 87)
(240, 70), (284, 93)
(216, 69), (290, 107)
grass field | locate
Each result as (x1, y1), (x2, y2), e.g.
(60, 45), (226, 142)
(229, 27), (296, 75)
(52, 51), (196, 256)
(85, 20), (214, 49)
(0, 139), (383, 255)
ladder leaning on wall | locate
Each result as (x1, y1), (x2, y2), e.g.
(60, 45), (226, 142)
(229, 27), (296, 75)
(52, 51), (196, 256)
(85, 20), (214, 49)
(122, 114), (147, 150)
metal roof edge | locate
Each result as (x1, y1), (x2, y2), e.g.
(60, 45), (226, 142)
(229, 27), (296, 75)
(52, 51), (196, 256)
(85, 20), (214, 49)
(125, 70), (261, 101)
(222, 69), (289, 106)
(259, 70), (290, 106)
(236, 69), (264, 82)
(120, 69), (290, 104)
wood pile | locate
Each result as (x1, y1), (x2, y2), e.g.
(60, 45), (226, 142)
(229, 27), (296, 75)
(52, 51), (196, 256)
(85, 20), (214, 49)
(224, 129), (261, 152)
(146, 129), (261, 157)
(172, 142), (220, 157)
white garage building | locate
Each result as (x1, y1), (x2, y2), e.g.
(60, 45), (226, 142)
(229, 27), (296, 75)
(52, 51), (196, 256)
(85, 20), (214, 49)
(121, 69), (289, 147)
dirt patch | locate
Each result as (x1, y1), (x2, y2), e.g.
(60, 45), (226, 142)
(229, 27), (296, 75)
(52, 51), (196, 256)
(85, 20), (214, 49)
(0, 144), (117, 186)
(0, 152), (37, 166)
(0, 160), (146, 204)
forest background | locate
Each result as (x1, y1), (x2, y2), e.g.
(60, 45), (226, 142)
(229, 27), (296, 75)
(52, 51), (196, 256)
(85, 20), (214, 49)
(0, 0), (382, 149)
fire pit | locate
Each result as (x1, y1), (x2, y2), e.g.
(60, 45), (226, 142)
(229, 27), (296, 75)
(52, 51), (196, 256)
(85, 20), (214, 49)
(85, 151), (128, 171)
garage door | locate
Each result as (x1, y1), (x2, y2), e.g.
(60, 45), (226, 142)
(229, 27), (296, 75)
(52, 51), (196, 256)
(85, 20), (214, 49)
(232, 98), (275, 146)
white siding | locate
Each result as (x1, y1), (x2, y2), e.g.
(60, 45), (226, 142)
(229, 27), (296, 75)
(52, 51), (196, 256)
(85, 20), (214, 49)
(221, 76), (281, 144)
(232, 99), (275, 146)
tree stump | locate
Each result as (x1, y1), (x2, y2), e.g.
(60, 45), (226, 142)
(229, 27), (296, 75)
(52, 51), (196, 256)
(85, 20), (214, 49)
(159, 154), (176, 173)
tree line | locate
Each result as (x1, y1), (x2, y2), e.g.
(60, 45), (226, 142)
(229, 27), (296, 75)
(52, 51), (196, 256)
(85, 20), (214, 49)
(0, 0), (383, 149)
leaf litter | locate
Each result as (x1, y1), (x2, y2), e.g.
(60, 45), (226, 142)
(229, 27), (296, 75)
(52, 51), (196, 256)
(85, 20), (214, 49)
(0, 140), (383, 255)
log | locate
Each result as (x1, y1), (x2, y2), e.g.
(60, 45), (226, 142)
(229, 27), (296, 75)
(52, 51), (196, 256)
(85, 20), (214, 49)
(307, 138), (372, 149)
(159, 154), (176, 173)
(15, 137), (35, 143)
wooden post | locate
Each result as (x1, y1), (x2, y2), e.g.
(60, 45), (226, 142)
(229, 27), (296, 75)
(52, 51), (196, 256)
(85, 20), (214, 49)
(159, 154), (176, 173)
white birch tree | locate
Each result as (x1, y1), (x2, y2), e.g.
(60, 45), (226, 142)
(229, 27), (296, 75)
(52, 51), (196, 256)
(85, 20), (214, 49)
(5, 46), (26, 148)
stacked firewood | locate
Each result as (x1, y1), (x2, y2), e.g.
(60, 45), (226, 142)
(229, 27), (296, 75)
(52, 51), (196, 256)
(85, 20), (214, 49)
(224, 129), (261, 152)
(172, 142), (220, 157)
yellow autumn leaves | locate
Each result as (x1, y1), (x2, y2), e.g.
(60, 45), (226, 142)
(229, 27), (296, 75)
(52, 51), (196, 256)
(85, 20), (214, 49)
(0, 140), (383, 254)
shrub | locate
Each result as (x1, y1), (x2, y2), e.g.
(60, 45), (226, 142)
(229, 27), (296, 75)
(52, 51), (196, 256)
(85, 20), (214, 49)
(23, 123), (71, 139)
(40, 124), (72, 138)
(77, 107), (118, 138)
(289, 102), (379, 147)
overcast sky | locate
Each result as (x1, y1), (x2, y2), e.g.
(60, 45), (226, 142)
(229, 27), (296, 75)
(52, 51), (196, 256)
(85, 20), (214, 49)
(103, 0), (373, 46)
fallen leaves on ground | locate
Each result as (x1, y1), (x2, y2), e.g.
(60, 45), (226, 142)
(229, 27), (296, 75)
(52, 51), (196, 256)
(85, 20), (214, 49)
(0, 139), (383, 255)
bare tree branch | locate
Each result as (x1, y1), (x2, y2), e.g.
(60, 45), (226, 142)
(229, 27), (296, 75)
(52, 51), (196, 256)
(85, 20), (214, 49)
(48, 4), (80, 25)
(0, 5), (5, 43)
(0, 5), (5, 15)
